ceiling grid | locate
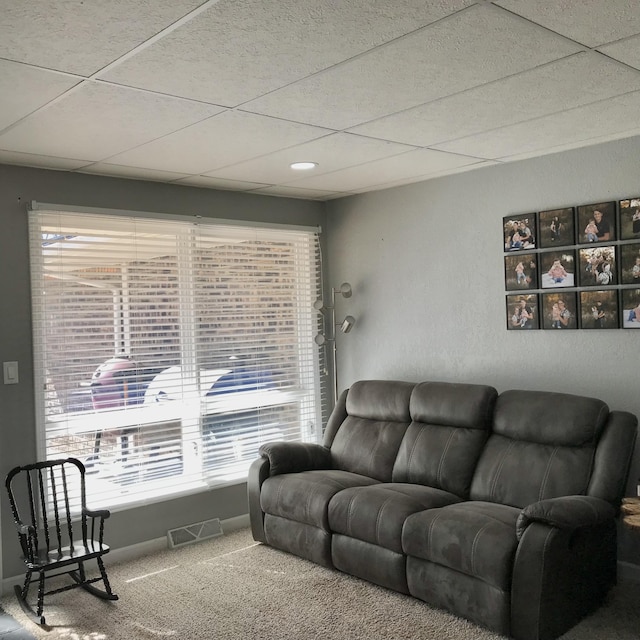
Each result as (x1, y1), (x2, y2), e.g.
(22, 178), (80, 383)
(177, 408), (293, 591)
(1, 0), (640, 200)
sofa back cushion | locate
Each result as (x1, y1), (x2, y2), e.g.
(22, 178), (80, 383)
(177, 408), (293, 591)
(392, 382), (498, 497)
(330, 380), (415, 482)
(470, 390), (609, 507)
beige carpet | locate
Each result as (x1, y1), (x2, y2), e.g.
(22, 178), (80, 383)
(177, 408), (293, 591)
(2, 527), (640, 640)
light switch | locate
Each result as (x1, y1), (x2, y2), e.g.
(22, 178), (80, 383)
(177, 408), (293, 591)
(3, 361), (19, 384)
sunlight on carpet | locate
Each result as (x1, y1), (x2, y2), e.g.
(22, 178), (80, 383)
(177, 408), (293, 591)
(2, 528), (640, 640)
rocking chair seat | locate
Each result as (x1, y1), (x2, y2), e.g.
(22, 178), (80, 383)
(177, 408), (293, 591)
(5, 457), (118, 625)
(26, 540), (110, 570)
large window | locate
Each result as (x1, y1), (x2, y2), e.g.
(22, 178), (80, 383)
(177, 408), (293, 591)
(29, 204), (325, 510)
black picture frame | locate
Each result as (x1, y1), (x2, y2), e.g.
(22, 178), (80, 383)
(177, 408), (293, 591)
(576, 201), (616, 244)
(620, 242), (640, 285)
(506, 294), (539, 330)
(578, 245), (617, 287)
(503, 196), (640, 332)
(619, 197), (640, 241)
(541, 292), (577, 330)
(621, 288), (640, 328)
(538, 207), (575, 248)
(504, 253), (538, 291)
(579, 289), (619, 329)
(504, 213), (536, 252)
(539, 249), (576, 289)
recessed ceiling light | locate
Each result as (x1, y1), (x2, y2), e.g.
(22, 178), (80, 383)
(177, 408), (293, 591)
(290, 162), (318, 170)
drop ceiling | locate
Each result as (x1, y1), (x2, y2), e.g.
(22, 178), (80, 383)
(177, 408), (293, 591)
(2, 0), (640, 201)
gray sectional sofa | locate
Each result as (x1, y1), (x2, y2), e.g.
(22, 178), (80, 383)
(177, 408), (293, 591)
(247, 380), (637, 640)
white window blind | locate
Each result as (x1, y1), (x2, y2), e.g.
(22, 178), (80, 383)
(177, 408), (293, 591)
(29, 207), (325, 510)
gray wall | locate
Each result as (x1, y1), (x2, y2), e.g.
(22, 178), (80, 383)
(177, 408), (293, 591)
(2, 135), (640, 577)
(325, 135), (640, 565)
(0, 164), (325, 577)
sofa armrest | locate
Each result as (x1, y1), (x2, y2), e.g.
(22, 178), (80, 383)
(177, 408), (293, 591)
(516, 495), (615, 540)
(512, 516), (617, 639)
(258, 441), (331, 476)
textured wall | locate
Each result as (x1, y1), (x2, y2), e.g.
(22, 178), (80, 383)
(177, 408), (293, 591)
(326, 135), (640, 565)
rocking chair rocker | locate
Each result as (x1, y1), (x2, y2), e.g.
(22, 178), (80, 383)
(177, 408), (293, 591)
(5, 457), (118, 625)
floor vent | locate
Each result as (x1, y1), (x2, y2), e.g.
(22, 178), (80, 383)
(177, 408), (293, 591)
(167, 517), (223, 549)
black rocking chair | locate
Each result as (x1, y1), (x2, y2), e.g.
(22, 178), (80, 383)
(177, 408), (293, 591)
(5, 457), (118, 625)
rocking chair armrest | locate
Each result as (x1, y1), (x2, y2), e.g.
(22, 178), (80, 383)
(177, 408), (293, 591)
(84, 507), (111, 519)
(84, 508), (111, 544)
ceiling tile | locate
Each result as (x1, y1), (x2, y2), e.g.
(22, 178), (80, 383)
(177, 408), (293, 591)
(252, 186), (345, 200)
(2, 1), (640, 198)
(0, 82), (222, 161)
(0, 150), (89, 171)
(498, 131), (640, 164)
(0, 60), (80, 131)
(107, 111), (331, 175)
(0, 1), (204, 76)
(174, 176), (268, 191)
(78, 164), (191, 183)
(205, 132), (415, 184)
(242, 4), (582, 130)
(349, 160), (500, 192)
(349, 52), (640, 146)
(100, 0), (476, 106)
(599, 34), (640, 70)
(495, 0), (640, 48)
(432, 90), (640, 159)
(285, 149), (480, 192)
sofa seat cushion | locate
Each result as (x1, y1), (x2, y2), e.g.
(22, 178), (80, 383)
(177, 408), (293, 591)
(402, 501), (520, 590)
(261, 470), (379, 530)
(328, 483), (462, 554)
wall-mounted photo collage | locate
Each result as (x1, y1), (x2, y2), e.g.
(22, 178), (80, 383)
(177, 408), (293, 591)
(504, 197), (640, 330)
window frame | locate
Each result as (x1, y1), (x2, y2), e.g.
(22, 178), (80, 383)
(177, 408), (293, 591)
(29, 201), (325, 512)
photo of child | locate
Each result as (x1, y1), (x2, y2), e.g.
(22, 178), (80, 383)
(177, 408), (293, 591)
(504, 253), (537, 291)
(540, 251), (575, 288)
(579, 290), (619, 329)
(620, 198), (640, 240)
(576, 202), (616, 244)
(578, 246), (616, 287)
(622, 288), (640, 329)
(503, 214), (536, 252)
(620, 243), (640, 285)
(548, 259), (568, 283)
(506, 294), (538, 330)
(541, 292), (576, 330)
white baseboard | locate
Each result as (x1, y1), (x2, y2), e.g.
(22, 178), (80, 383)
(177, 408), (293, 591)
(104, 514), (250, 565)
(1, 513), (251, 596)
